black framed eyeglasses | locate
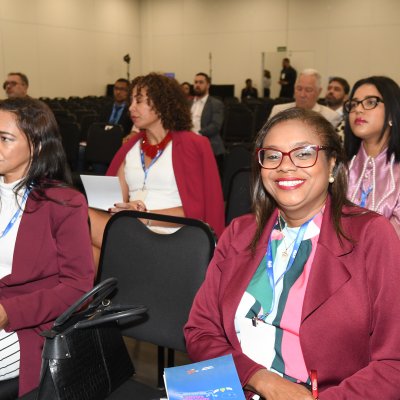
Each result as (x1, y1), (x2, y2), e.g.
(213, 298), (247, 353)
(343, 96), (384, 113)
(257, 145), (328, 169)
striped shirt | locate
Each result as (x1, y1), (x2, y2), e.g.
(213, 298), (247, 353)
(0, 178), (22, 380)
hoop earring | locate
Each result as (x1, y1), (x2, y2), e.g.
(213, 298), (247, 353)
(329, 174), (335, 183)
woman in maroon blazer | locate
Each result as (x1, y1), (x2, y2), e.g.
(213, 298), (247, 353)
(89, 73), (224, 267)
(185, 108), (400, 399)
(0, 98), (95, 396)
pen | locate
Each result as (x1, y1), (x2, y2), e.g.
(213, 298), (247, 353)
(310, 369), (318, 399)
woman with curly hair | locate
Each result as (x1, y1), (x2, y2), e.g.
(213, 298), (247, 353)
(89, 73), (225, 265)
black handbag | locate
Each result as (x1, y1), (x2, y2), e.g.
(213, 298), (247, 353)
(36, 277), (147, 400)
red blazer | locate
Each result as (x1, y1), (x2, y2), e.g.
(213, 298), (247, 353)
(107, 130), (225, 238)
(185, 197), (400, 399)
(0, 187), (95, 396)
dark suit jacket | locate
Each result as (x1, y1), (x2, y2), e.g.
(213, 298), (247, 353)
(99, 102), (133, 134)
(185, 197), (400, 399)
(0, 187), (95, 396)
(197, 96), (225, 156)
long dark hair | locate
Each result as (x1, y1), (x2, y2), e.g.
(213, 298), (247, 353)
(344, 76), (400, 163)
(250, 108), (353, 250)
(0, 97), (72, 200)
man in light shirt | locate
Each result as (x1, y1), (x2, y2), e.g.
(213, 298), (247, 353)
(191, 72), (225, 169)
(269, 69), (341, 128)
(325, 77), (350, 117)
(324, 76), (350, 141)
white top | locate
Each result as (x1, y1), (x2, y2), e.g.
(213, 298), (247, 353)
(191, 95), (208, 134)
(0, 178), (26, 278)
(124, 141), (182, 233)
(0, 177), (22, 380)
(269, 102), (342, 128)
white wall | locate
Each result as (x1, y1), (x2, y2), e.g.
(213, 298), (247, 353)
(0, 0), (141, 97)
(141, 0), (400, 98)
(1, 0), (399, 98)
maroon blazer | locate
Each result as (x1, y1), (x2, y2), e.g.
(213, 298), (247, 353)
(0, 187), (95, 396)
(185, 198), (400, 399)
(106, 130), (225, 238)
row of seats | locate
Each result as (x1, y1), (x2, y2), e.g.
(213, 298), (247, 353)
(221, 96), (293, 145)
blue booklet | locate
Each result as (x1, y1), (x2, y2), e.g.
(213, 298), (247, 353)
(164, 354), (245, 399)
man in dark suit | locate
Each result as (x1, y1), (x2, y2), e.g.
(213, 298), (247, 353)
(278, 58), (297, 98)
(100, 78), (132, 134)
(191, 72), (225, 169)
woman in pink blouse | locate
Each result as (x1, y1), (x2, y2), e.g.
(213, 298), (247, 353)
(344, 76), (400, 237)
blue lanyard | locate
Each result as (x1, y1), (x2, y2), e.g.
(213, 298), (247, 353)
(0, 189), (29, 239)
(140, 149), (164, 190)
(359, 186), (372, 207)
(259, 216), (311, 320)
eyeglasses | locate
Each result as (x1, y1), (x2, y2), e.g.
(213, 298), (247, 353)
(343, 96), (384, 113)
(2, 81), (19, 90)
(257, 145), (328, 169)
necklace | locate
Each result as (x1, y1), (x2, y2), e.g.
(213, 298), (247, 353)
(277, 212), (296, 257)
(141, 132), (172, 159)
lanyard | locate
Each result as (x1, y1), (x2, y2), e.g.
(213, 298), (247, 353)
(0, 189), (29, 239)
(259, 216), (311, 320)
(359, 186), (372, 207)
(140, 149), (163, 190)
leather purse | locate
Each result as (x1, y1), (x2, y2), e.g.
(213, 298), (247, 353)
(37, 277), (147, 400)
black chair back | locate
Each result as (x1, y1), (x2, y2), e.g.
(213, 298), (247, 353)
(222, 103), (254, 145)
(98, 211), (216, 352)
(85, 122), (125, 166)
(222, 144), (252, 199)
(225, 167), (252, 225)
(58, 121), (81, 171)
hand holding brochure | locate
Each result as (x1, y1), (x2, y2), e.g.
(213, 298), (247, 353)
(80, 175), (122, 211)
(164, 354), (245, 399)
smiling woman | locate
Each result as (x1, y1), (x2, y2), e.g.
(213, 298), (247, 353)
(184, 108), (400, 400)
(0, 97), (94, 397)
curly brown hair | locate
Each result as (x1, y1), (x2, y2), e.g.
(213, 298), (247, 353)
(131, 73), (192, 131)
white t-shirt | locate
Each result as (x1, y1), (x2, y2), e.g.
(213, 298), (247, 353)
(124, 141), (182, 233)
(191, 95), (208, 134)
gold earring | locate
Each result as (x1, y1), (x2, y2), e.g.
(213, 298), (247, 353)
(329, 174), (335, 183)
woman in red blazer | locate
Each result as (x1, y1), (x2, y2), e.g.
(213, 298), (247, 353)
(89, 73), (224, 267)
(185, 108), (400, 399)
(0, 98), (95, 396)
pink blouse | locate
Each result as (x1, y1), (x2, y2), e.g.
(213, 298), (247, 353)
(347, 144), (400, 238)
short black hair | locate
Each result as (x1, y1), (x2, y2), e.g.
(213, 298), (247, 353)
(195, 72), (211, 84)
(329, 77), (350, 95)
(115, 78), (130, 85)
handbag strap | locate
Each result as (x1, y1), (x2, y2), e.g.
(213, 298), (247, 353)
(74, 305), (148, 329)
(53, 277), (118, 327)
